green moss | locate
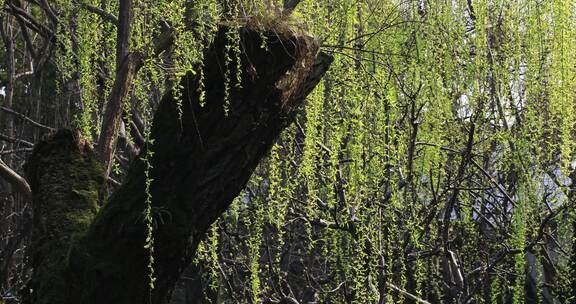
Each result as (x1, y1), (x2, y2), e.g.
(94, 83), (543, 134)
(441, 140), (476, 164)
(25, 130), (106, 304)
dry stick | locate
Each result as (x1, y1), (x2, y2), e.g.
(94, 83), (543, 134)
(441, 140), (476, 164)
(415, 141), (516, 207)
(0, 148), (33, 155)
(0, 133), (35, 147)
(1, 13), (16, 169)
(78, 2), (119, 26)
(0, 207), (32, 285)
(0, 158), (31, 198)
(387, 282), (432, 304)
(5, 2), (53, 38)
(0, 106), (54, 131)
(12, 8), (38, 59)
(441, 123), (475, 249)
(37, 0), (58, 23)
(469, 158), (516, 207)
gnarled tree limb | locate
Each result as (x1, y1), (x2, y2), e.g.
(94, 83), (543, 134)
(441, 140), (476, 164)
(26, 25), (331, 304)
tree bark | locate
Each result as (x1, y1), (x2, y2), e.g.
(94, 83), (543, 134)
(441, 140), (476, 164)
(96, 0), (134, 176)
(25, 26), (332, 304)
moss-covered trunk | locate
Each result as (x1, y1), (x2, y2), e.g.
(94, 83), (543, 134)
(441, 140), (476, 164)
(24, 27), (331, 304)
(24, 130), (106, 304)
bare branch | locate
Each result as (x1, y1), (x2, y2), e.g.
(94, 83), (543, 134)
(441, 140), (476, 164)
(0, 148), (33, 155)
(387, 283), (432, 304)
(0, 133), (35, 147)
(0, 158), (31, 198)
(1, 106), (55, 131)
(5, 2), (53, 38)
(78, 2), (119, 26)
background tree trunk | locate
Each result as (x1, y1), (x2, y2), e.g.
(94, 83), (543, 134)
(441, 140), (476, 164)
(25, 27), (331, 304)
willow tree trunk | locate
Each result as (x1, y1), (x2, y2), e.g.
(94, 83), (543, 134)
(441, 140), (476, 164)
(24, 27), (331, 304)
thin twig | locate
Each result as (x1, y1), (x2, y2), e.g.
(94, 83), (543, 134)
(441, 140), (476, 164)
(1, 106), (54, 131)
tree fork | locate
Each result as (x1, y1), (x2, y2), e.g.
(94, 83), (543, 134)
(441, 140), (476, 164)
(25, 26), (332, 304)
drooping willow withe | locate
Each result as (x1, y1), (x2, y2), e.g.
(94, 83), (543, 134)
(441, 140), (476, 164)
(0, 0), (574, 303)
(197, 1), (576, 303)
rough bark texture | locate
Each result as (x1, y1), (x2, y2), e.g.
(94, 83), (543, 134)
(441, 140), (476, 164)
(25, 26), (332, 304)
(96, 52), (138, 176)
(96, 0), (134, 176)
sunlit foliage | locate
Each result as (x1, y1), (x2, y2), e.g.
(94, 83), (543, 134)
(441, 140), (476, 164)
(1, 0), (575, 303)
(201, 0), (576, 303)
